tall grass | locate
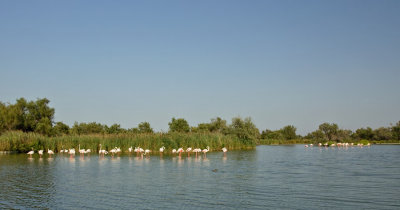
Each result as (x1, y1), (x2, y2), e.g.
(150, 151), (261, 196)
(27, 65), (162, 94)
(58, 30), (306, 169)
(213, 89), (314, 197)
(0, 131), (255, 153)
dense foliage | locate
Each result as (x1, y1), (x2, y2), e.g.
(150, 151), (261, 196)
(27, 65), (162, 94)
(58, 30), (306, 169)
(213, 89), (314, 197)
(0, 97), (399, 152)
(0, 98), (54, 135)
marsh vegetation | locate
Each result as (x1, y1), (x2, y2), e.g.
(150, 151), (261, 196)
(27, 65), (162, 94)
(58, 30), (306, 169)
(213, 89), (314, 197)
(0, 98), (399, 153)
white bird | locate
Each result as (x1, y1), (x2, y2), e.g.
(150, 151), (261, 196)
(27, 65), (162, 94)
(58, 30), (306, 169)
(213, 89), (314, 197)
(128, 146), (133, 153)
(172, 149), (177, 154)
(27, 148), (34, 157)
(38, 150), (44, 158)
(99, 144), (106, 155)
(222, 147), (227, 153)
(99, 144), (108, 155)
(79, 144), (86, 155)
(116, 147), (121, 153)
(186, 147), (192, 157)
(202, 146), (210, 158)
(159, 146), (165, 153)
(48, 149), (54, 157)
(110, 148), (117, 156)
(86, 149), (91, 153)
(133, 147), (140, 156)
(305, 145), (309, 148)
(193, 148), (201, 157)
(177, 148), (184, 157)
(69, 148), (75, 157)
(159, 146), (165, 157)
(134, 147), (144, 158)
(144, 149), (151, 157)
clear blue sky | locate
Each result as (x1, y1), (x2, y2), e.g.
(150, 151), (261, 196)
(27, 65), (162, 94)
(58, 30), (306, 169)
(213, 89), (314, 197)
(1, 0), (399, 134)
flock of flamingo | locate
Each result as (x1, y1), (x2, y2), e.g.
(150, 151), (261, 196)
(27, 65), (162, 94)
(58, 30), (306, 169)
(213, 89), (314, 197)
(304, 142), (371, 148)
(27, 144), (228, 159)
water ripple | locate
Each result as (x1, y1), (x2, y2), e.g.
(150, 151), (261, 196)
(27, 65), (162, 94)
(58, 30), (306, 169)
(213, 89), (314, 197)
(1, 146), (400, 209)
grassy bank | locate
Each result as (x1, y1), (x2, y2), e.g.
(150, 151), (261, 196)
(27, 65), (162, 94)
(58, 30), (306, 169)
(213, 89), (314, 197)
(257, 139), (313, 145)
(0, 131), (255, 153)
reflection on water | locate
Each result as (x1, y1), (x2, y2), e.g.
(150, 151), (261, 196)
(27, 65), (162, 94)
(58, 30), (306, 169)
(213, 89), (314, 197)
(1, 145), (400, 209)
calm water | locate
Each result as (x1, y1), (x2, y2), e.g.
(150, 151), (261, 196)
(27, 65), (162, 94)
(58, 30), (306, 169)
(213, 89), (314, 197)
(1, 145), (399, 209)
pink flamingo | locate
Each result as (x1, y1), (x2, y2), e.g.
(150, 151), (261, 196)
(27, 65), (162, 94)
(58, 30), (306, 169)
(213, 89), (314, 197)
(177, 148), (184, 157)
(27, 148), (34, 158)
(193, 148), (201, 158)
(186, 147), (192, 157)
(202, 146), (210, 158)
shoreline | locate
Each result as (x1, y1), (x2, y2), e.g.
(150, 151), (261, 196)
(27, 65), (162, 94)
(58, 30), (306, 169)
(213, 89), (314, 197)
(2, 143), (399, 154)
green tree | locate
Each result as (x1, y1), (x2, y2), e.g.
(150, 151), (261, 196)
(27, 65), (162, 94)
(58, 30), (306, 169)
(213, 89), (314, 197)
(14, 98), (28, 131)
(70, 122), (105, 135)
(138, 122), (153, 133)
(0, 102), (5, 133)
(0, 102), (21, 132)
(128, 127), (140, 134)
(280, 125), (297, 140)
(168, 118), (190, 133)
(24, 98), (55, 133)
(34, 117), (53, 136)
(209, 117), (227, 133)
(391, 121), (400, 140)
(54, 121), (70, 135)
(336, 129), (352, 142)
(0, 99), (26, 131)
(71, 122), (83, 135)
(373, 127), (392, 141)
(85, 122), (105, 134)
(195, 123), (210, 132)
(229, 117), (260, 143)
(106, 123), (123, 134)
(0, 97), (56, 135)
(261, 129), (284, 140)
(305, 130), (325, 142)
(192, 117), (228, 133)
(319, 123), (339, 142)
(354, 127), (374, 140)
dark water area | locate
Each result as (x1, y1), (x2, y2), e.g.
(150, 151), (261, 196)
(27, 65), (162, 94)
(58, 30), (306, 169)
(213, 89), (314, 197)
(1, 145), (399, 209)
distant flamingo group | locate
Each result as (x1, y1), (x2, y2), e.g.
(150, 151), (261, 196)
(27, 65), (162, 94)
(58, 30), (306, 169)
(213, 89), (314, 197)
(305, 142), (371, 148)
(167, 146), (213, 158)
(27, 145), (227, 159)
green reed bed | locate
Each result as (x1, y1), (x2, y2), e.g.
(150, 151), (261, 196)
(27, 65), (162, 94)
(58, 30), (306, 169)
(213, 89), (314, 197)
(0, 131), (255, 153)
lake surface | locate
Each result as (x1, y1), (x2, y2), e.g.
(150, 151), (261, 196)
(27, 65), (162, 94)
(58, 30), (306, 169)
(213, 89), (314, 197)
(1, 145), (399, 209)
